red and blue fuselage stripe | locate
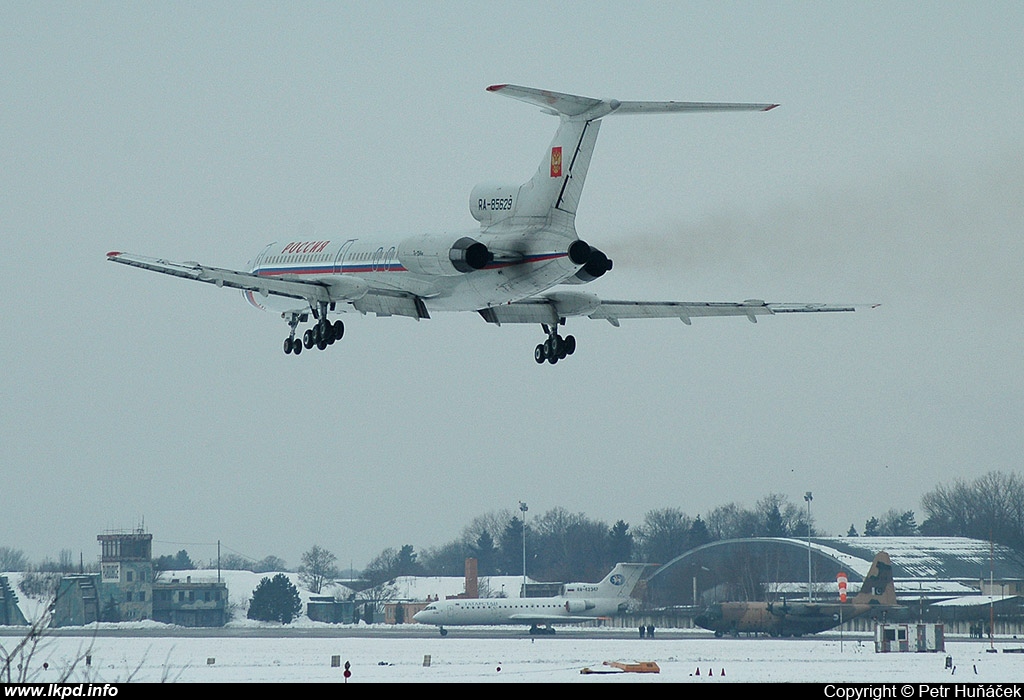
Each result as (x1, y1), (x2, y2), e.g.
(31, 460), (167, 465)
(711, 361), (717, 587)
(252, 252), (567, 277)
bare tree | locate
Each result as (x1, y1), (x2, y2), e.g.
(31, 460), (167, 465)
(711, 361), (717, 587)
(299, 545), (339, 594)
(922, 471), (1024, 552)
(0, 547), (29, 571)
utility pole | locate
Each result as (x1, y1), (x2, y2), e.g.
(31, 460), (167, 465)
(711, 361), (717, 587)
(519, 501), (528, 596)
(804, 492), (813, 602)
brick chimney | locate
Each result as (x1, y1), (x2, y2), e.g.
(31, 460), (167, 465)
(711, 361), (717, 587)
(464, 558), (478, 599)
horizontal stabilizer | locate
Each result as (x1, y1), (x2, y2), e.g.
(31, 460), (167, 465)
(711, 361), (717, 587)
(487, 84), (777, 119)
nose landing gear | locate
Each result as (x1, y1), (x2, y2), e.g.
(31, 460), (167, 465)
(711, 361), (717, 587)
(534, 323), (575, 365)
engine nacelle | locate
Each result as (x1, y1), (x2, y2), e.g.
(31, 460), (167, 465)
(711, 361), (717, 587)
(397, 234), (493, 276)
(470, 183), (519, 225)
(564, 599), (596, 614)
(561, 245), (613, 284)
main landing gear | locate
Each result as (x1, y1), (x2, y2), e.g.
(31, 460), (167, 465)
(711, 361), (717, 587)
(282, 307), (345, 356)
(534, 323), (576, 365)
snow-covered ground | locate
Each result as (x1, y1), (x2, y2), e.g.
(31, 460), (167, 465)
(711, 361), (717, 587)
(6, 633), (1024, 683)
(5, 570), (1024, 683)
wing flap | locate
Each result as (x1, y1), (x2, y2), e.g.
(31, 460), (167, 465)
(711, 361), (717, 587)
(352, 291), (431, 320)
(479, 297), (860, 327)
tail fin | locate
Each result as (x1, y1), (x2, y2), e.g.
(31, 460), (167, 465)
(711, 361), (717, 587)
(477, 85), (778, 228)
(565, 563), (648, 599)
(852, 551), (897, 606)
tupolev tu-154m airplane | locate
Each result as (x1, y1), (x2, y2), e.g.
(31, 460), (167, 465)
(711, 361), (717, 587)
(413, 562), (650, 636)
(108, 84), (864, 364)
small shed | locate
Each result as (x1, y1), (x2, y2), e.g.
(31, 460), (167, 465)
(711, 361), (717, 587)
(875, 623), (944, 652)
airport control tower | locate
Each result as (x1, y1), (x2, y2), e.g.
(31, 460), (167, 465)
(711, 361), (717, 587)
(97, 529), (154, 621)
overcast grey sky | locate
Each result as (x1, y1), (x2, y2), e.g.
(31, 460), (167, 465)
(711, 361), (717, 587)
(2, 2), (1022, 570)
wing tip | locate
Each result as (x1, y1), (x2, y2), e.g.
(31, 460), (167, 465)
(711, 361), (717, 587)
(106, 251), (122, 258)
(486, 84), (508, 93)
(763, 104), (780, 111)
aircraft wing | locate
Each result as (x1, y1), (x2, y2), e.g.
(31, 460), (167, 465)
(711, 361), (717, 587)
(478, 293), (863, 327)
(507, 613), (604, 624)
(105, 251), (404, 313)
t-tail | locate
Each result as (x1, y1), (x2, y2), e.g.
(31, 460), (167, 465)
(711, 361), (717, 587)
(852, 551), (897, 606)
(471, 84), (778, 231)
(564, 563), (649, 599)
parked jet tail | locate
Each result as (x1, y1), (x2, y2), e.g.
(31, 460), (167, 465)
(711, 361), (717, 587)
(563, 563), (648, 600)
(851, 551), (897, 606)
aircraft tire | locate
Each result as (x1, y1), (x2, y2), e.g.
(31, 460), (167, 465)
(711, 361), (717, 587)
(303, 329), (314, 349)
(333, 320), (345, 340)
(565, 335), (576, 355)
(284, 338), (293, 354)
(535, 344), (546, 363)
(292, 341), (301, 355)
(440, 628), (448, 637)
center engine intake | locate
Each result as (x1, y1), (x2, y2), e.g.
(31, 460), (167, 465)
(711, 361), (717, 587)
(397, 234), (493, 276)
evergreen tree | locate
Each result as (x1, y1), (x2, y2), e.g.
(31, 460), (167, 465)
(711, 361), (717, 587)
(499, 517), (525, 576)
(688, 515), (711, 548)
(864, 517), (880, 536)
(248, 574), (302, 624)
(470, 530), (498, 575)
(608, 520), (634, 564)
(155, 550), (195, 571)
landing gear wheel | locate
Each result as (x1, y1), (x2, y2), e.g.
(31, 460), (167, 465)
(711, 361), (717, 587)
(333, 319), (345, 340)
(439, 628), (448, 637)
(292, 341), (301, 355)
(284, 337), (293, 354)
(303, 329), (314, 349)
(535, 324), (577, 365)
(564, 335), (576, 355)
(556, 336), (568, 360)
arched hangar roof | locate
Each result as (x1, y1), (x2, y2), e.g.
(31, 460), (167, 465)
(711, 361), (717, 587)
(643, 537), (1024, 607)
(651, 536), (1024, 583)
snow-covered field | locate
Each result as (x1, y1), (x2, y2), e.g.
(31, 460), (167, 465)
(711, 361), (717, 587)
(5, 570), (1024, 683)
(7, 633), (1024, 683)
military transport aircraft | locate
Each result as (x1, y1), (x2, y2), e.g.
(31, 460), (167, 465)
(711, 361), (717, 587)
(413, 562), (649, 636)
(694, 551), (901, 637)
(108, 84), (863, 364)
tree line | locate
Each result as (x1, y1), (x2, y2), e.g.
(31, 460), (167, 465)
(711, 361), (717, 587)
(3, 471), (1023, 589)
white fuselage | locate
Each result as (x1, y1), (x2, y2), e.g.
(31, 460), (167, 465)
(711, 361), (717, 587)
(412, 595), (621, 627)
(243, 225), (581, 315)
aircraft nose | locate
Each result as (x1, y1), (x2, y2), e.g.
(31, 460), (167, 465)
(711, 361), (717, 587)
(413, 610), (428, 623)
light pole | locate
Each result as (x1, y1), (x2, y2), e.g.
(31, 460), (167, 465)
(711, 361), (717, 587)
(804, 492), (813, 602)
(519, 501), (528, 596)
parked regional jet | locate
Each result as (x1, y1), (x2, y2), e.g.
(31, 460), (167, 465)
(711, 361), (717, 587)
(694, 551), (902, 638)
(413, 563), (648, 636)
(108, 84), (862, 364)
